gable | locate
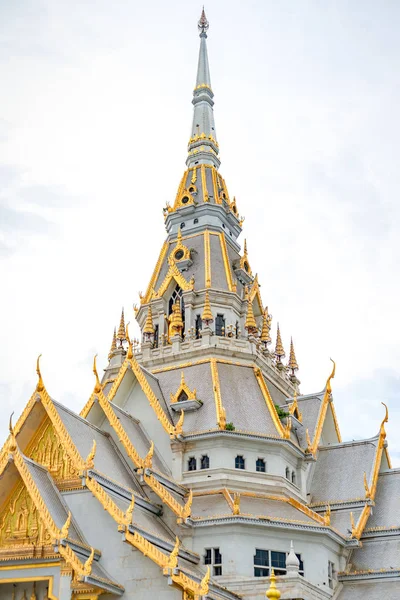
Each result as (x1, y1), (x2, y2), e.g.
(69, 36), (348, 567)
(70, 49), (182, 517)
(0, 464), (53, 560)
(24, 416), (79, 488)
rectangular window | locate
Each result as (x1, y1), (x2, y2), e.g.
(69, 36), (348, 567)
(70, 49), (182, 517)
(154, 324), (159, 348)
(328, 561), (336, 589)
(215, 314), (225, 336)
(204, 548), (222, 575)
(254, 549), (269, 577)
(235, 455), (245, 469)
(254, 550), (304, 578)
(256, 458), (266, 472)
(188, 457), (196, 471)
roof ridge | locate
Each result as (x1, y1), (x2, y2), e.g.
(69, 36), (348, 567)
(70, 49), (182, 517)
(319, 436), (380, 451)
(54, 399), (111, 436)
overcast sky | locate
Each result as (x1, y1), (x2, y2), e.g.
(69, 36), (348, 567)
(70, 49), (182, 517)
(1, 1), (399, 463)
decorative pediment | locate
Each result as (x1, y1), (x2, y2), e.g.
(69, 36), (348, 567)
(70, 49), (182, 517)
(167, 229), (192, 269)
(170, 372), (197, 404)
(25, 418), (78, 488)
(153, 262), (193, 300)
(0, 480), (53, 558)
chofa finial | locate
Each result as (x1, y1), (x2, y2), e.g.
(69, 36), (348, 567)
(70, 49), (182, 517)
(36, 354), (44, 392)
(92, 355), (102, 393)
(198, 6), (209, 35)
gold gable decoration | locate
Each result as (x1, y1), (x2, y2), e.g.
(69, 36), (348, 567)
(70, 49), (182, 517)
(168, 229), (191, 266)
(170, 371), (197, 404)
(25, 419), (78, 489)
(0, 481), (53, 559)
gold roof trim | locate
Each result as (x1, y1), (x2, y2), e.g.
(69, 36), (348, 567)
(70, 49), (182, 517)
(204, 230), (211, 288)
(306, 359), (338, 455)
(254, 367), (290, 439)
(219, 232), (235, 292)
(210, 358), (226, 430)
(153, 262), (192, 300)
(143, 241), (169, 304)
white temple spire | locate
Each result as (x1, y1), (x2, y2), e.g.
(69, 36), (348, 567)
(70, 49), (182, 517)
(186, 8), (220, 169)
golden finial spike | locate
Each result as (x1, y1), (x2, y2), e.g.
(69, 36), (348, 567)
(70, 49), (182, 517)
(243, 239), (248, 256)
(61, 511), (71, 538)
(92, 355), (101, 393)
(326, 358), (336, 395)
(266, 569), (281, 599)
(182, 489), (193, 519)
(350, 512), (356, 536)
(170, 301), (184, 337)
(324, 504), (331, 526)
(245, 298), (257, 332)
(288, 337), (299, 374)
(108, 327), (117, 360)
(36, 354), (44, 392)
(143, 441), (154, 470)
(199, 566), (210, 596)
(261, 307), (272, 345)
(143, 306), (155, 335)
(30, 583), (37, 600)
(126, 322), (133, 359)
(117, 308), (126, 341)
(167, 536), (180, 569)
(305, 428), (312, 453)
(363, 472), (371, 498)
(8, 412), (17, 453)
(125, 494), (135, 524)
(233, 492), (240, 515)
(274, 324), (285, 362)
(83, 547), (95, 576)
(175, 409), (185, 436)
(380, 402), (389, 439)
(202, 290), (213, 323)
(85, 439), (96, 470)
(177, 227), (182, 242)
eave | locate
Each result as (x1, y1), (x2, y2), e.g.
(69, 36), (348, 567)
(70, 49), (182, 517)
(188, 515), (358, 547)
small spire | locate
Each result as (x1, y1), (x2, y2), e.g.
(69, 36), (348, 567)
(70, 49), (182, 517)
(274, 324), (285, 362)
(266, 569), (281, 599)
(245, 299), (257, 333)
(198, 6), (209, 36)
(143, 306), (155, 336)
(117, 308), (126, 346)
(261, 307), (272, 346)
(286, 540), (300, 575)
(202, 290), (214, 324)
(170, 301), (184, 337)
(108, 327), (117, 360)
(288, 337), (299, 374)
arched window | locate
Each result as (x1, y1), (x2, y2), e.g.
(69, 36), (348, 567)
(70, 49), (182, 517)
(285, 467), (290, 480)
(256, 458), (266, 473)
(235, 455), (245, 470)
(195, 314), (202, 339)
(188, 457), (196, 471)
(215, 314), (225, 336)
(200, 455), (210, 469)
(291, 471), (296, 485)
(169, 284), (185, 331)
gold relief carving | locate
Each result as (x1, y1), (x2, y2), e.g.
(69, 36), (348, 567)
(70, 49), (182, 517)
(0, 482), (52, 556)
(210, 359), (226, 430)
(26, 420), (77, 483)
(204, 230), (211, 288)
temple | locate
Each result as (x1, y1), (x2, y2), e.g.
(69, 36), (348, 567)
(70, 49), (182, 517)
(1, 9), (399, 600)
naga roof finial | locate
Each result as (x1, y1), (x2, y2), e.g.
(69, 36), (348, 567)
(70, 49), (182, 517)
(36, 354), (44, 392)
(198, 6), (209, 36)
(92, 355), (102, 393)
